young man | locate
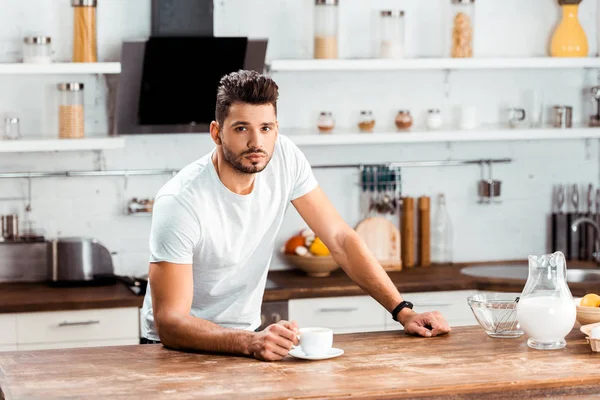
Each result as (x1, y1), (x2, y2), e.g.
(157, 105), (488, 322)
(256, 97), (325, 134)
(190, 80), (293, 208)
(141, 70), (451, 361)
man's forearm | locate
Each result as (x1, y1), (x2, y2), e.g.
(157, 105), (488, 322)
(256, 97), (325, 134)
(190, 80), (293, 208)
(156, 312), (253, 356)
(333, 230), (405, 315)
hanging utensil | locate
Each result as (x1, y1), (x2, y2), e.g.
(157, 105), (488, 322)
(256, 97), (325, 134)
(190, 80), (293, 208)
(585, 183), (595, 260)
(567, 184), (579, 261)
(552, 184), (568, 255)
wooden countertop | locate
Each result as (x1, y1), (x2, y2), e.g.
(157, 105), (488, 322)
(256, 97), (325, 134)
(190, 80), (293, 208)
(1, 326), (599, 399)
(0, 260), (597, 313)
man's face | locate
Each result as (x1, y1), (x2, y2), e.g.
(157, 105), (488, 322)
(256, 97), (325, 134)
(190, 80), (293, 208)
(218, 102), (278, 174)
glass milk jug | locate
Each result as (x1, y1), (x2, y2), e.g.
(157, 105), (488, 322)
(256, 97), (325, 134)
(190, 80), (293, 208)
(516, 251), (576, 350)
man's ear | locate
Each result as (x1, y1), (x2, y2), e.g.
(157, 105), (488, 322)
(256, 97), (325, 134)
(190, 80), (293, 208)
(210, 121), (222, 145)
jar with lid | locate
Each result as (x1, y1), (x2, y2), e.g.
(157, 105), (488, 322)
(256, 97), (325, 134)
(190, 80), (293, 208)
(72, 0), (98, 62)
(23, 36), (52, 64)
(395, 110), (413, 130)
(426, 109), (443, 130)
(379, 10), (405, 59)
(450, 0), (475, 58)
(58, 83), (85, 139)
(314, 0), (339, 59)
(358, 110), (375, 133)
(317, 111), (335, 133)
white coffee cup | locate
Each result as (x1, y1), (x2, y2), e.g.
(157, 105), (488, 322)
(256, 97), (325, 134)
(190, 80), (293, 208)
(297, 327), (333, 356)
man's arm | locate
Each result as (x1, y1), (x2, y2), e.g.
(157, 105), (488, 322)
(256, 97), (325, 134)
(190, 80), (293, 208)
(149, 261), (298, 360)
(292, 187), (450, 337)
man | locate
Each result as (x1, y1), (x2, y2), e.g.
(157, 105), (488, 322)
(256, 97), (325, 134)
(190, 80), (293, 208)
(141, 70), (451, 361)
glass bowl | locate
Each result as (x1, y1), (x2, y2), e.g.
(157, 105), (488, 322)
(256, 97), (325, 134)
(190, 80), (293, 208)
(467, 293), (524, 338)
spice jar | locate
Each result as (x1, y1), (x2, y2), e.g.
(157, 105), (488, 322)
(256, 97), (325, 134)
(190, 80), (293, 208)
(379, 10), (405, 59)
(450, 0), (475, 58)
(395, 110), (413, 130)
(23, 36), (52, 64)
(317, 111), (335, 133)
(314, 0), (339, 59)
(58, 83), (85, 139)
(426, 109), (443, 130)
(358, 111), (375, 133)
(72, 0), (98, 62)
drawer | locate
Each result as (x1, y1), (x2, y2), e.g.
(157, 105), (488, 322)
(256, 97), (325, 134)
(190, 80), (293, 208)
(18, 338), (139, 351)
(17, 307), (139, 344)
(289, 296), (386, 330)
(0, 314), (17, 344)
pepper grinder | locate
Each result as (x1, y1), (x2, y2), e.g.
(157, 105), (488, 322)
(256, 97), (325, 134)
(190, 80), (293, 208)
(589, 86), (600, 127)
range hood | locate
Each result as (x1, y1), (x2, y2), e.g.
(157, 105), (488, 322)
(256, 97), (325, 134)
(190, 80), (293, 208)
(114, 0), (268, 135)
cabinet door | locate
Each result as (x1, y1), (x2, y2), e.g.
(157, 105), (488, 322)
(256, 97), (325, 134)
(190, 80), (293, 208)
(16, 307), (139, 345)
(0, 314), (17, 345)
(289, 296), (386, 334)
(0, 345), (17, 352)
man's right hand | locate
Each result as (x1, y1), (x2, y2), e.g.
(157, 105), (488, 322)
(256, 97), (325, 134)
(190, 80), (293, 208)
(247, 320), (299, 361)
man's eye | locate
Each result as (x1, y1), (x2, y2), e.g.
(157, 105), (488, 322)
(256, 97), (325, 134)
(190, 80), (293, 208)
(262, 127), (271, 132)
(235, 126), (247, 132)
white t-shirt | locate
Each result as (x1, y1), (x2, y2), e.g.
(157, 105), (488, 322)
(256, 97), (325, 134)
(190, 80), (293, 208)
(141, 134), (318, 341)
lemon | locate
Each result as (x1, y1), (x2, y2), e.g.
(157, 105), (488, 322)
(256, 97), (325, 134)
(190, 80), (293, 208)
(309, 237), (330, 256)
(580, 293), (600, 308)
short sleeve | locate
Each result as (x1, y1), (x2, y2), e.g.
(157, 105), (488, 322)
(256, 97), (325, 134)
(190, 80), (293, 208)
(149, 195), (201, 264)
(288, 139), (318, 200)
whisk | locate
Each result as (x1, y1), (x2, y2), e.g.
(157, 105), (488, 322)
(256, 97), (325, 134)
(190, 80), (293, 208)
(492, 296), (520, 334)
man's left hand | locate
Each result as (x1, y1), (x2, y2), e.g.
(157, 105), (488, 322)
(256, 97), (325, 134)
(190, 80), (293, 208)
(399, 310), (452, 338)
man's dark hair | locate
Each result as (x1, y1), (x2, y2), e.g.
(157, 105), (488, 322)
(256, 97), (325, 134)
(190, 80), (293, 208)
(215, 70), (279, 127)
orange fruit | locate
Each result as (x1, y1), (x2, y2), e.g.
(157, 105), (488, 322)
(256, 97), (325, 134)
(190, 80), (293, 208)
(284, 235), (306, 255)
(309, 237), (330, 256)
(580, 293), (600, 308)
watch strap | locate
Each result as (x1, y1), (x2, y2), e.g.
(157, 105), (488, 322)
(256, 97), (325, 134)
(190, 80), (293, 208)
(392, 300), (414, 322)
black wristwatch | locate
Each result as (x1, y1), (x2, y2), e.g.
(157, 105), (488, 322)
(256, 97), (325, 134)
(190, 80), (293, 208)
(392, 300), (414, 322)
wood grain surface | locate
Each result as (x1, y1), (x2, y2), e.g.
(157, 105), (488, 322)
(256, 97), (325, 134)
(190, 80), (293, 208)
(1, 327), (599, 399)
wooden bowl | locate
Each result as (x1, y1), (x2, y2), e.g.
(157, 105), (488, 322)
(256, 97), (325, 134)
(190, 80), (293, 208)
(283, 254), (340, 277)
(574, 298), (600, 325)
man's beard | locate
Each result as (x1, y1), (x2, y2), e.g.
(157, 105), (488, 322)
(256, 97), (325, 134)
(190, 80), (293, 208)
(221, 141), (270, 174)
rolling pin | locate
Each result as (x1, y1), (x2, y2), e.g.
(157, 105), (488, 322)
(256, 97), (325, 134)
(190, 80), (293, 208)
(418, 196), (431, 267)
(401, 197), (415, 268)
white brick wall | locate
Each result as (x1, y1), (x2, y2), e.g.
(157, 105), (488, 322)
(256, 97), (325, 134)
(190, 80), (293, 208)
(0, 0), (598, 277)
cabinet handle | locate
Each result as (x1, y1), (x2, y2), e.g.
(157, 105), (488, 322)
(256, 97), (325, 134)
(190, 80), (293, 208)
(318, 307), (359, 313)
(413, 303), (452, 308)
(58, 320), (100, 327)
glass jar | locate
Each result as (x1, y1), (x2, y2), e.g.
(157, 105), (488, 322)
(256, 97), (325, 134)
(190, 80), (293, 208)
(4, 117), (21, 140)
(358, 110), (375, 133)
(450, 0), (475, 58)
(58, 83), (85, 139)
(72, 0), (98, 62)
(426, 109), (443, 130)
(317, 111), (335, 133)
(23, 36), (52, 64)
(314, 0), (339, 59)
(379, 10), (405, 59)
(395, 110), (413, 130)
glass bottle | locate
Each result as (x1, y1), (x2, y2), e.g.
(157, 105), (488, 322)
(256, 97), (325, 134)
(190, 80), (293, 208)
(358, 110), (375, 133)
(379, 10), (405, 59)
(450, 0), (475, 58)
(72, 0), (98, 62)
(426, 109), (443, 130)
(317, 111), (335, 133)
(314, 0), (339, 59)
(550, 0), (588, 57)
(516, 251), (576, 350)
(58, 83), (85, 139)
(431, 194), (453, 264)
(395, 110), (413, 130)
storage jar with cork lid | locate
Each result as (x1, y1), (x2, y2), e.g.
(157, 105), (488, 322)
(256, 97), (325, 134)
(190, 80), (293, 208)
(58, 83), (85, 139)
(450, 0), (475, 58)
(314, 0), (339, 59)
(72, 0), (98, 62)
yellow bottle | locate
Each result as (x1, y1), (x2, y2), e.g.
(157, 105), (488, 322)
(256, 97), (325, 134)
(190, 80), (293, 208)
(550, 0), (588, 57)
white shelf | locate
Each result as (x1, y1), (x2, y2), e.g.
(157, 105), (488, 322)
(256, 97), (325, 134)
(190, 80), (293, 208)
(285, 127), (600, 146)
(0, 62), (121, 74)
(269, 57), (600, 72)
(0, 137), (125, 153)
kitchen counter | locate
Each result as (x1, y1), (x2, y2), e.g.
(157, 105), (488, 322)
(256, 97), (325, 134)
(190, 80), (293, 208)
(1, 326), (599, 399)
(0, 260), (597, 313)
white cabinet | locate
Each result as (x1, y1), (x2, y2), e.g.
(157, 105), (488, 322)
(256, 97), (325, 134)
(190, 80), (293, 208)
(0, 307), (140, 352)
(289, 290), (495, 334)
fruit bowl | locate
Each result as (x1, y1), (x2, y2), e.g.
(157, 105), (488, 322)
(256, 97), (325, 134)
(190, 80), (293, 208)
(574, 297), (600, 325)
(283, 254), (340, 277)
(467, 293), (524, 338)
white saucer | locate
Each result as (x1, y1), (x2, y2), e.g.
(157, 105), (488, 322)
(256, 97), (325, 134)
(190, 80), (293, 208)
(288, 347), (344, 360)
